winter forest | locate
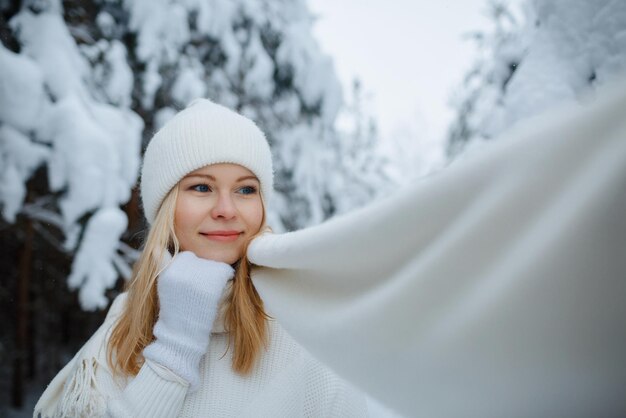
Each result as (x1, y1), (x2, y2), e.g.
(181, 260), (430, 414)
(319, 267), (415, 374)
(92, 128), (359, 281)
(1, 0), (625, 416)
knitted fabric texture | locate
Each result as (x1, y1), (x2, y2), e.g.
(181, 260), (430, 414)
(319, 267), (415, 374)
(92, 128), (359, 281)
(143, 251), (234, 391)
(140, 99), (274, 224)
(34, 293), (368, 417)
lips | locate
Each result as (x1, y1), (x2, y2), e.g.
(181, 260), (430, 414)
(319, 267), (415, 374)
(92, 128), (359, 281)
(203, 230), (241, 236)
(200, 230), (242, 242)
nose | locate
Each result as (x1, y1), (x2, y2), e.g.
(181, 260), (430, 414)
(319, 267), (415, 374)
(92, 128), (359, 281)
(210, 191), (237, 219)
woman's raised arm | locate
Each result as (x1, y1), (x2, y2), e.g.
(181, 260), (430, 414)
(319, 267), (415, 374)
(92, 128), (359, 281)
(248, 79), (626, 417)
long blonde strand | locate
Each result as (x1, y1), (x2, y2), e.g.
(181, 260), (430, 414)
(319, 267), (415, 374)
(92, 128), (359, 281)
(107, 187), (180, 376)
(223, 228), (273, 374)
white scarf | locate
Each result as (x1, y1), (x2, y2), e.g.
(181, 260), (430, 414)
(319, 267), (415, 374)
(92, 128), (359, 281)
(248, 80), (626, 417)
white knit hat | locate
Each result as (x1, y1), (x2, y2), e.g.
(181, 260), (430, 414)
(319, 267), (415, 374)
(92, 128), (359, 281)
(140, 99), (274, 224)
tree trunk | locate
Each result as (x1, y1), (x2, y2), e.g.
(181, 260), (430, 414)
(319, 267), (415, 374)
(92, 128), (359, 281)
(12, 217), (33, 408)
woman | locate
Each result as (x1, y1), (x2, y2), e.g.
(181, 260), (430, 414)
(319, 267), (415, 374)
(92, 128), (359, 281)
(34, 99), (368, 417)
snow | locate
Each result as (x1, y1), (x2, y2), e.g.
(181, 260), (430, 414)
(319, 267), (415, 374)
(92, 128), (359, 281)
(505, 0), (626, 116)
(0, 164), (25, 224)
(241, 29), (275, 99)
(448, 0), (626, 154)
(0, 45), (49, 222)
(172, 66), (208, 107)
(194, 0), (237, 38)
(1, 124), (48, 178)
(154, 106), (178, 130)
(127, 0), (191, 65)
(96, 11), (116, 37)
(89, 102), (144, 198)
(40, 97), (120, 226)
(0, 44), (47, 131)
(10, 11), (89, 99)
(102, 41), (134, 107)
(68, 207), (129, 310)
(141, 61), (163, 109)
(276, 20), (343, 125)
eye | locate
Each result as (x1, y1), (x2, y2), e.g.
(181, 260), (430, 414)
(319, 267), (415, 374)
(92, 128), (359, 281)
(191, 184), (210, 192)
(238, 185), (258, 195)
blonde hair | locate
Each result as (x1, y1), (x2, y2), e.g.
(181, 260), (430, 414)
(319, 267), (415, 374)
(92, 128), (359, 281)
(107, 185), (271, 377)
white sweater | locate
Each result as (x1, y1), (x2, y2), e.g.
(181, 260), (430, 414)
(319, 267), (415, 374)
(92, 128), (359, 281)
(34, 291), (369, 417)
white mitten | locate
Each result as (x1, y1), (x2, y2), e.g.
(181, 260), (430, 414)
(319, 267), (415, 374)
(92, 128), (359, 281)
(143, 251), (234, 390)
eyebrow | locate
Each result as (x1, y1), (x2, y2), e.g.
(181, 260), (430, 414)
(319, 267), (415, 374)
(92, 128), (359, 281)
(184, 174), (259, 182)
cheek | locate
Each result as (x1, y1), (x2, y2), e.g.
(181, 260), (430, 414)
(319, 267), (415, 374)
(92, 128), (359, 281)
(174, 196), (203, 232)
(242, 200), (264, 231)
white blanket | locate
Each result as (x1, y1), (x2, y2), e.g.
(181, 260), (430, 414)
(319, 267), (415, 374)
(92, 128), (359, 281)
(248, 80), (626, 417)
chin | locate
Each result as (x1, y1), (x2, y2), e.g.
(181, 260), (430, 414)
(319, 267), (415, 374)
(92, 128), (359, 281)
(197, 248), (241, 265)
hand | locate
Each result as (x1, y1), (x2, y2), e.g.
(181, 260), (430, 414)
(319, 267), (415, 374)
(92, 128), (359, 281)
(143, 251), (235, 390)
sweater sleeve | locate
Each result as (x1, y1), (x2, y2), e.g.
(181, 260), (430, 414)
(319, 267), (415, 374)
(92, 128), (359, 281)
(104, 360), (189, 418)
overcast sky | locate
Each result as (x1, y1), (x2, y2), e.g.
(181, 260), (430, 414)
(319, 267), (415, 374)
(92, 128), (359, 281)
(308, 0), (493, 147)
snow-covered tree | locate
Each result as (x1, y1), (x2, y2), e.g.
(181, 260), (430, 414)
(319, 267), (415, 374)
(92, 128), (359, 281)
(274, 79), (395, 228)
(447, 0), (626, 157)
(2, 0), (144, 310)
(1, 0), (392, 313)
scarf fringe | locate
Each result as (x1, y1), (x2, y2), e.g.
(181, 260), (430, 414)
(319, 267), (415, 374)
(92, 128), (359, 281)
(34, 357), (105, 418)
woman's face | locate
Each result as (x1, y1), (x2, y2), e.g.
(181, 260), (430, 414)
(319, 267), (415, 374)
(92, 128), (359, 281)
(174, 163), (264, 264)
